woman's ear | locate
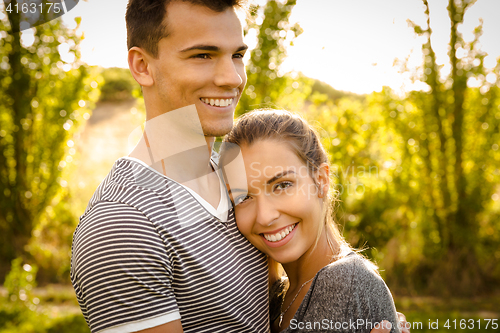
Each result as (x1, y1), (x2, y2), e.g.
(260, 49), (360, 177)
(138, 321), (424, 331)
(315, 163), (330, 198)
(128, 46), (154, 87)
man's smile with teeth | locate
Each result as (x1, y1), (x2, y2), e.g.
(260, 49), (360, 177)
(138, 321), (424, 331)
(262, 223), (297, 242)
(200, 97), (234, 107)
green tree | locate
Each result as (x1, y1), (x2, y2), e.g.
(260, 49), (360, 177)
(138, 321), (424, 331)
(99, 67), (139, 101)
(237, 0), (306, 115)
(382, 0), (500, 294)
(0, 5), (99, 279)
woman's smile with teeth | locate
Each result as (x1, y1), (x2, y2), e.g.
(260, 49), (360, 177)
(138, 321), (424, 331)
(263, 224), (296, 242)
(200, 97), (234, 107)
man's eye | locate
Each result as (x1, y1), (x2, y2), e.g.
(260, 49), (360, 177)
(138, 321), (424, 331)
(233, 53), (244, 59)
(193, 54), (210, 59)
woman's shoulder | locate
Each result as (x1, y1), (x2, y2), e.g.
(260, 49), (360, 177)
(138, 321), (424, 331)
(314, 252), (386, 294)
(305, 253), (397, 320)
(320, 252), (378, 278)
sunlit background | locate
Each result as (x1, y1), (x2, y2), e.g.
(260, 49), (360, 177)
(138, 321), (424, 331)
(61, 0), (500, 94)
(1, 0), (500, 332)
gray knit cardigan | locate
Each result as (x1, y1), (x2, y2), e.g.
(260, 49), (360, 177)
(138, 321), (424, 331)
(270, 253), (401, 333)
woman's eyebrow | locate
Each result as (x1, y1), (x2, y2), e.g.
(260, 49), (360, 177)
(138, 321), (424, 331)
(266, 170), (295, 185)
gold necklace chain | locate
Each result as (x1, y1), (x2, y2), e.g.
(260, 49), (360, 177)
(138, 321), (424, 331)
(278, 275), (315, 327)
(278, 255), (339, 328)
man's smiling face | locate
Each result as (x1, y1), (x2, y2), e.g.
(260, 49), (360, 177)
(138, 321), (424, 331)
(148, 1), (247, 137)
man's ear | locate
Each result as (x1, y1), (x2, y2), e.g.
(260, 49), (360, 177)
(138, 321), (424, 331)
(128, 46), (154, 87)
(315, 163), (330, 198)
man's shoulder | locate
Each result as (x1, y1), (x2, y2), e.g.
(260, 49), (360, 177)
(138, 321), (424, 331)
(82, 157), (138, 214)
(93, 157), (167, 193)
(82, 157), (181, 218)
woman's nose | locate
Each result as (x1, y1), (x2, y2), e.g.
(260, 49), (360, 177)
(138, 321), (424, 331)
(255, 196), (280, 227)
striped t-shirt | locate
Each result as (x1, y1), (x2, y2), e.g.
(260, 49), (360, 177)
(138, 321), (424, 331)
(71, 157), (269, 332)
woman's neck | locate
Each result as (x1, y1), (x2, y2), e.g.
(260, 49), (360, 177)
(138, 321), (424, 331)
(282, 231), (338, 291)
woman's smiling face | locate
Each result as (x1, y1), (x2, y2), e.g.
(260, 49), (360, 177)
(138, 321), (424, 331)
(233, 139), (329, 264)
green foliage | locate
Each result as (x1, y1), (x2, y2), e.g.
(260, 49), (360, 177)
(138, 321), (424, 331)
(99, 67), (139, 101)
(0, 309), (48, 333)
(0, 260), (89, 332)
(303, 0), (500, 296)
(0, 302), (89, 333)
(238, 1), (362, 114)
(378, 0), (500, 295)
(394, 296), (500, 332)
(0, 8), (100, 279)
(3, 258), (38, 308)
(237, 0), (306, 115)
(309, 79), (365, 103)
(0, 258), (45, 333)
(45, 315), (90, 333)
(0, 305), (89, 333)
(26, 189), (79, 284)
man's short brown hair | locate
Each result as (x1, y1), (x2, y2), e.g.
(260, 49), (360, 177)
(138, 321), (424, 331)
(126, 0), (247, 58)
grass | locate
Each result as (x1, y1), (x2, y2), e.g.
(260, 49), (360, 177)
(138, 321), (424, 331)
(395, 295), (500, 332)
(2, 285), (499, 332)
(0, 285), (88, 333)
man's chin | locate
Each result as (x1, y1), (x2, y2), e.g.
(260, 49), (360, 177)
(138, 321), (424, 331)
(202, 123), (234, 138)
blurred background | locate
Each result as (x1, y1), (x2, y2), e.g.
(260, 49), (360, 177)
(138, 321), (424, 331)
(1, 0), (499, 332)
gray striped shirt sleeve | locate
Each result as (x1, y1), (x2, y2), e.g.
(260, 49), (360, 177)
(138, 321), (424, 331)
(71, 201), (179, 333)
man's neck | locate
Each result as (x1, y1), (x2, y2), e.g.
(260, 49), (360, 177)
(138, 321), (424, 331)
(127, 105), (223, 208)
(205, 136), (215, 157)
(129, 105), (214, 183)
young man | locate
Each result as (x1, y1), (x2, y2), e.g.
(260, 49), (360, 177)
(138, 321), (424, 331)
(71, 1), (268, 332)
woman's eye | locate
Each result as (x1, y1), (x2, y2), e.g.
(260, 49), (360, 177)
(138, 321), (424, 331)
(274, 181), (293, 191)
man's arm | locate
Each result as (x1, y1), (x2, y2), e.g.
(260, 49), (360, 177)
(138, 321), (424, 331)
(72, 201), (180, 332)
(136, 320), (183, 333)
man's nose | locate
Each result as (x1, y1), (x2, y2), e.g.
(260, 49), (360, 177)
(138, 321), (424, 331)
(255, 196), (280, 227)
(214, 57), (244, 88)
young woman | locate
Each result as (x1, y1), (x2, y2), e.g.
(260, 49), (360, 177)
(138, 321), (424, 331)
(223, 109), (403, 333)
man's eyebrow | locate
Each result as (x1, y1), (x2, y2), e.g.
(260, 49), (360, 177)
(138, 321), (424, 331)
(180, 44), (248, 53)
(267, 170), (295, 185)
(236, 45), (249, 52)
